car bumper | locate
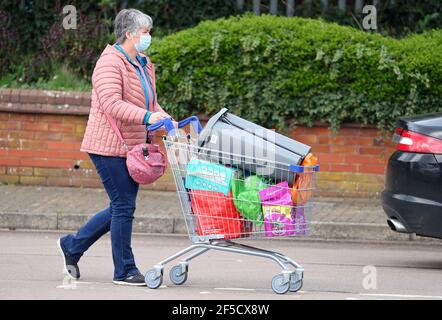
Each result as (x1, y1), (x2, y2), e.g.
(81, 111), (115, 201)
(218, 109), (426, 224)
(382, 190), (442, 239)
(382, 151), (442, 239)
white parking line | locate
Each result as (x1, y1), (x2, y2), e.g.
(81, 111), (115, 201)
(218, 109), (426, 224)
(214, 287), (256, 291)
(359, 293), (442, 299)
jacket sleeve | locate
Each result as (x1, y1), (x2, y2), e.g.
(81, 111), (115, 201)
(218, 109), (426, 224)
(92, 55), (147, 124)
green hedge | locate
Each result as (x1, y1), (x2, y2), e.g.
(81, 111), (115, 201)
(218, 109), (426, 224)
(150, 14), (442, 130)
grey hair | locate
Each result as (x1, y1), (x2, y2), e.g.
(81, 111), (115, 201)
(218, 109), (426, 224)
(114, 9), (153, 44)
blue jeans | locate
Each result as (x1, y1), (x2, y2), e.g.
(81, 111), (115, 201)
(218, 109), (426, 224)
(60, 153), (140, 281)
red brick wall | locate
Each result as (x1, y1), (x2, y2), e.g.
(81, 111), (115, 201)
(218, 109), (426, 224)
(290, 126), (395, 196)
(0, 89), (396, 197)
(0, 112), (100, 187)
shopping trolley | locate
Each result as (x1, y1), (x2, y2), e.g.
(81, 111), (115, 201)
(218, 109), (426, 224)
(144, 116), (319, 294)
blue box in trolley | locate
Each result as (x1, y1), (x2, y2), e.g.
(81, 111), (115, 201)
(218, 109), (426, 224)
(197, 108), (312, 183)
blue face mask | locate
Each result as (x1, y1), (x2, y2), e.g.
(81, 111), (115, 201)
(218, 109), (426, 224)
(134, 34), (151, 52)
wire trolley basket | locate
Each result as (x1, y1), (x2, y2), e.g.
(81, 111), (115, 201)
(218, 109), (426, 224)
(144, 116), (319, 294)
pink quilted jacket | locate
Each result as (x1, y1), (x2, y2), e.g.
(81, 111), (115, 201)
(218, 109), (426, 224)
(80, 44), (161, 157)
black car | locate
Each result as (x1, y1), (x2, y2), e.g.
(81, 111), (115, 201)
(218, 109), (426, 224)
(382, 112), (442, 239)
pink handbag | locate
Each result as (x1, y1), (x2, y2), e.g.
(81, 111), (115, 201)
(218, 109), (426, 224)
(104, 113), (167, 185)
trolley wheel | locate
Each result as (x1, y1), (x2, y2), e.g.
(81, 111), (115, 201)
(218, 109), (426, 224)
(289, 273), (303, 292)
(169, 265), (188, 286)
(289, 279), (303, 292)
(145, 269), (163, 289)
(271, 274), (290, 295)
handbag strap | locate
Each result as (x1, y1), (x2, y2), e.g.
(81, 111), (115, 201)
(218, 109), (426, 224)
(103, 113), (129, 151)
(104, 112), (153, 150)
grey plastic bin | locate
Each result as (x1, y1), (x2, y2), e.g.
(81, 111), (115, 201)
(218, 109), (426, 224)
(197, 108), (311, 183)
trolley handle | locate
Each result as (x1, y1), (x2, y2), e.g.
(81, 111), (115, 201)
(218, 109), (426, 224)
(289, 164), (319, 173)
(146, 118), (175, 133)
(178, 116), (202, 134)
(146, 116), (202, 135)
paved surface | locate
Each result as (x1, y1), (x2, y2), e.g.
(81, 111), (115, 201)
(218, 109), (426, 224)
(0, 230), (441, 300)
(1, 185), (439, 242)
(0, 185), (384, 223)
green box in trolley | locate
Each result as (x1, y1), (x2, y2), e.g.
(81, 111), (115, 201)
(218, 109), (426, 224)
(197, 108), (312, 183)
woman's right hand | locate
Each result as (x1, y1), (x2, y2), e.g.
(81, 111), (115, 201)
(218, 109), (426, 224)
(148, 112), (170, 124)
